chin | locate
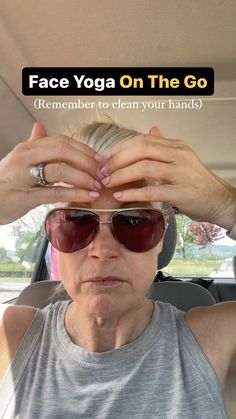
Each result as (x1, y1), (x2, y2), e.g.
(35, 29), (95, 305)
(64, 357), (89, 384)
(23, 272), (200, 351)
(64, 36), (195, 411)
(87, 295), (118, 320)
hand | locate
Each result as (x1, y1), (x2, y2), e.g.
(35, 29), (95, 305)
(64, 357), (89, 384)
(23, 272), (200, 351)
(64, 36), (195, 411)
(101, 127), (236, 230)
(0, 123), (103, 225)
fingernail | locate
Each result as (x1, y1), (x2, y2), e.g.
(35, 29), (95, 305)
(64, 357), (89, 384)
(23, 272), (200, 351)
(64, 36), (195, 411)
(101, 163), (109, 176)
(96, 168), (104, 179)
(113, 192), (123, 199)
(101, 176), (110, 186)
(94, 180), (102, 189)
(88, 191), (100, 198)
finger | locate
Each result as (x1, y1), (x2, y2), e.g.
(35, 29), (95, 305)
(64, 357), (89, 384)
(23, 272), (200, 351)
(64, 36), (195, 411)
(110, 134), (184, 156)
(28, 186), (100, 206)
(149, 126), (163, 137)
(52, 134), (97, 159)
(17, 136), (99, 179)
(106, 137), (179, 175)
(107, 134), (190, 176)
(113, 184), (178, 204)
(27, 130), (97, 161)
(43, 163), (101, 191)
(28, 122), (47, 141)
(102, 160), (173, 188)
(112, 184), (199, 220)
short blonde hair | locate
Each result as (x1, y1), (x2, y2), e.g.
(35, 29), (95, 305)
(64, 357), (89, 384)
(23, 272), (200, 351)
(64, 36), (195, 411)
(68, 120), (139, 153)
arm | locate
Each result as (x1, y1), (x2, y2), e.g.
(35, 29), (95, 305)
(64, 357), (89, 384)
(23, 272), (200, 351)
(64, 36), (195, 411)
(0, 305), (37, 381)
(185, 303), (236, 418)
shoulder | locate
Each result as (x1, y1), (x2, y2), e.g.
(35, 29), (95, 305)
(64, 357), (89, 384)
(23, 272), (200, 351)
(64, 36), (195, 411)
(0, 304), (38, 380)
(185, 301), (236, 349)
(0, 304), (38, 333)
(185, 302), (236, 386)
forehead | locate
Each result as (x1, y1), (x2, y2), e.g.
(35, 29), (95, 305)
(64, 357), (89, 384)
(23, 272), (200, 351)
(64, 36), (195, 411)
(64, 180), (162, 210)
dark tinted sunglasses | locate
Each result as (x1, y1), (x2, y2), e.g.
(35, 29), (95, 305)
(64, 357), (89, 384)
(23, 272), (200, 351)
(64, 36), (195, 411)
(44, 207), (170, 253)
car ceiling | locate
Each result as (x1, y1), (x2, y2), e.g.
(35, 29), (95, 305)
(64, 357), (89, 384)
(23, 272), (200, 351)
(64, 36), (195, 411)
(0, 0), (236, 186)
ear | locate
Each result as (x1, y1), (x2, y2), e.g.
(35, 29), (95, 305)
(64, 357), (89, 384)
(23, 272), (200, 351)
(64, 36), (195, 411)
(148, 126), (163, 137)
(28, 122), (47, 141)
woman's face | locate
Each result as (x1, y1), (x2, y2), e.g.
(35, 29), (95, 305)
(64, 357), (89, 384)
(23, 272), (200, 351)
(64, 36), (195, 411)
(58, 181), (164, 318)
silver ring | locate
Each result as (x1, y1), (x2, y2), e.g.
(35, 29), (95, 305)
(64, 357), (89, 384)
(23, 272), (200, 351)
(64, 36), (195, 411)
(30, 163), (51, 186)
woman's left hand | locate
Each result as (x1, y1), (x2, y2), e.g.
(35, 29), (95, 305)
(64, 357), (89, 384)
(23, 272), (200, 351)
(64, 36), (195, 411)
(100, 127), (236, 231)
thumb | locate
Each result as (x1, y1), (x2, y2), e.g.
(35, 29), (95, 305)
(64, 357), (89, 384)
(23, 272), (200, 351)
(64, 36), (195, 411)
(149, 126), (164, 137)
(28, 122), (47, 141)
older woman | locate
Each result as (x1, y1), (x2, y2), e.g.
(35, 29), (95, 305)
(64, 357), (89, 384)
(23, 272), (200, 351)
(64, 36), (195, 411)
(0, 121), (235, 419)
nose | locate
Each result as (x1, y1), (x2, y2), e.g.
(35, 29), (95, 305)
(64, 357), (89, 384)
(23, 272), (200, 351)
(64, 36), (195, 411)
(87, 223), (121, 260)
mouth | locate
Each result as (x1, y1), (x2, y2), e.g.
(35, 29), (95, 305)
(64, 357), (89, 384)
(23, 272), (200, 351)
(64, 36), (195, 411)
(83, 276), (127, 288)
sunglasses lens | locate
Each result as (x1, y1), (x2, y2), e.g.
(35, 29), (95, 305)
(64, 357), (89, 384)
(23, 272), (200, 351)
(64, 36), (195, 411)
(113, 209), (165, 252)
(45, 209), (99, 253)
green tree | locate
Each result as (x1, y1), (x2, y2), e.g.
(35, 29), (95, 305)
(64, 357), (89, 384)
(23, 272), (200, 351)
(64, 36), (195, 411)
(14, 227), (44, 263)
(10, 205), (51, 264)
(0, 246), (12, 264)
(175, 216), (194, 259)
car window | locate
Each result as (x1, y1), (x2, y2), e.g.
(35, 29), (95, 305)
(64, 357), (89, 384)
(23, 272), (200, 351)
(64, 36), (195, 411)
(0, 205), (51, 303)
(224, 260), (233, 271)
(163, 214), (236, 281)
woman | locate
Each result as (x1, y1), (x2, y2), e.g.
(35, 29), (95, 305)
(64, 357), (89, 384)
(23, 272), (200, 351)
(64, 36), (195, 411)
(0, 121), (235, 418)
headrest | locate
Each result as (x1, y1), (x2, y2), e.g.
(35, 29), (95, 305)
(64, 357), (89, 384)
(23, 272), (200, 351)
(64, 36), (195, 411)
(158, 213), (177, 270)
(149, 281), (215, 311)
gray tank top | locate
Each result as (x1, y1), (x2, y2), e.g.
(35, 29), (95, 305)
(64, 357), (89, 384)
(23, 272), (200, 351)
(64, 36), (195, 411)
(0, 300), (229, 419)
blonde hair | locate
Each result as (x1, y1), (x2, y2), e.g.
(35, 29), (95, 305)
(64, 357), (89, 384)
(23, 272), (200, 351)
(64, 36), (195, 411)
(68, 120), (139, 153)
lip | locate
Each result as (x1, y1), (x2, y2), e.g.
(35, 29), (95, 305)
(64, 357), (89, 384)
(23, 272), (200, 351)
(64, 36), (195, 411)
(83, 276), (127, 288)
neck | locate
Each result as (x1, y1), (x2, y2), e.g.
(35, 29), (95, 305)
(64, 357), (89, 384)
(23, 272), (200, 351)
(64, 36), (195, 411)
(64, 299), (154, 352)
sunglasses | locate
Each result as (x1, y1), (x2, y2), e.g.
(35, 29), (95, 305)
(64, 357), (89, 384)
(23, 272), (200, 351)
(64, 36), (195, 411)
(44, 207), (170, 253)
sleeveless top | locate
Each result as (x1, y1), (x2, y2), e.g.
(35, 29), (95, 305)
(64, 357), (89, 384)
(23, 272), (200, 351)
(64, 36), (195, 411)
(0, 300), (229, 419)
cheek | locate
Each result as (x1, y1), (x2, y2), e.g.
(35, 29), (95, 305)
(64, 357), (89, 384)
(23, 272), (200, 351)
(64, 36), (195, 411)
(57, 253), (82, 289)
(58, 252), (89, 300)
(58, 253), (72, 278)
(57, 251), (99, 293)
(141, 243), (163, 287)
(131, 250), (158, 290)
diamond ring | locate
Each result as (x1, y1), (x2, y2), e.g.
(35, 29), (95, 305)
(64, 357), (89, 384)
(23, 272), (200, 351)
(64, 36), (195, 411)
(30, 164), (52, 186)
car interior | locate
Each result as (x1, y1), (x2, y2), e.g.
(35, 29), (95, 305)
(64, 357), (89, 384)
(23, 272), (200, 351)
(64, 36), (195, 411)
(0, 1), (236, 416)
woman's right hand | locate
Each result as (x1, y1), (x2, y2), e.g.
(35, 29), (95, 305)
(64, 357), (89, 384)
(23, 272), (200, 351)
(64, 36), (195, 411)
(0, 123), (103, 225)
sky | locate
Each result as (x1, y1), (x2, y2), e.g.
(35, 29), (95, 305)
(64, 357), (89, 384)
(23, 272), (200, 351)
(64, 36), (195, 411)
(0, 225), (16, 251)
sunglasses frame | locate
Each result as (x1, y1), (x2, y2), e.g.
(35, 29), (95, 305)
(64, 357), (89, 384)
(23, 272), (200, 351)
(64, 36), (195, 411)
(44, 207), (172, 253)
